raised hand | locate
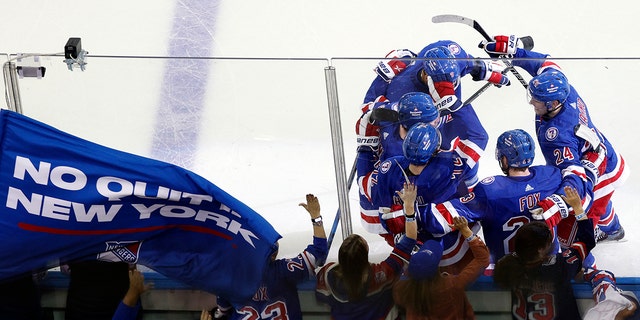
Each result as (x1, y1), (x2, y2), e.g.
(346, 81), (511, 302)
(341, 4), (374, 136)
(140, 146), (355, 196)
(471, 60), (510, 86)
(448, 216), (473, 239)
(479, 35), (519, 57)
(299, 194), (320, 218)
(374, 49), (416, 82)
(396, 181), (417, 206)
(560, 186), (587, 221)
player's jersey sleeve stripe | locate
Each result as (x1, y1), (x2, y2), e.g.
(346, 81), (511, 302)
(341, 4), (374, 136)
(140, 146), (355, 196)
(439, 235), (470, 267)
(537, 61), (562, 75)
(456, 139), (483, 169)
(360, 208), (387, 234)
(594, 156), (628, 198)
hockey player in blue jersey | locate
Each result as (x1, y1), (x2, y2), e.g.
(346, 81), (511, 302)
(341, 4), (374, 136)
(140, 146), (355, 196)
(356, 42), (509, 235)
(419, 129), (602, 271)
(480, 35), (627, 242)
(493, 193), (596, 320)
(365, 42), (503, 161)
(213, 194), (328, 320)
(372, 123), (479, 274)
(356, 92), (440, 235)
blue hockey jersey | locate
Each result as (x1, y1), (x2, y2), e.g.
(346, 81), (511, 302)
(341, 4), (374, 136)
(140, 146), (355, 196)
(217, 236), (328, 320)
(511, 49), (628, 207)
(422, 166), (564, 265)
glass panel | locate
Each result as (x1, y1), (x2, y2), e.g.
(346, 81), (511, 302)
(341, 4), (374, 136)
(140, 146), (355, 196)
(4, 54), (640, 266)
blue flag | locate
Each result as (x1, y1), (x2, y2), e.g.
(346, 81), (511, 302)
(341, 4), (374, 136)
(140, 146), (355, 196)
(0, 109), (281, 303)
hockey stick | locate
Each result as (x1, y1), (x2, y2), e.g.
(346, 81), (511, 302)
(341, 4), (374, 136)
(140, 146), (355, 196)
(431, 14), (530, 89)
(327, 157), (358, 249)
(574, 124), (602, 151)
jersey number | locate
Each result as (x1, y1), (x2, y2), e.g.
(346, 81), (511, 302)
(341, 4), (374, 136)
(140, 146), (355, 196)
(503, 216), (530, 256)
(514, 290), (556, 320)
(553, 147), (574, 166)
(238, 301), (289, 320)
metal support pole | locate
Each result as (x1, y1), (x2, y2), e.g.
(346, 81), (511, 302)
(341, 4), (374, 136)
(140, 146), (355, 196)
(324, 66), (352, 239)
(2, 60), (23, 114)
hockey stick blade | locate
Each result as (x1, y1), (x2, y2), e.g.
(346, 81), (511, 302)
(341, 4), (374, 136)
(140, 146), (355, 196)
(370, 108), (399, 124)
(432, 14), (533, 49)
(432, 14), (529, 89)
(432, 14), (491, 40)
(520, 36), (534, 51)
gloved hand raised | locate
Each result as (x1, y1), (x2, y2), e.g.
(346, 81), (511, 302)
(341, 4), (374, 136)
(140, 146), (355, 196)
(471, 60), (510, 86)
(425, 77), (459, 112)
(581, 144), (607, 183)
(530, 193), (570, 228)
(355, 101), (381, 151)
(374, 49), (416, 82)
(479, 35), (519, 57)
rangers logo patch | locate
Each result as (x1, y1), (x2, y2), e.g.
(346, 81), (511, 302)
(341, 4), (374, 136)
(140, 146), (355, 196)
(97, 240), (140, 263)
(380, 160), (392, 173)
(545, 127), (559, 141)
(460, 192), (475, 203)
(480, 176), (495, 185)
(447, 43), (461, 56)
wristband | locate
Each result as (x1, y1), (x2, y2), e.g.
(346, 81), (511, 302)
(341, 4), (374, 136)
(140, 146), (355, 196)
(405, 215), (416, 223)
(404, 211), (416, 218)
(465, 234), (476, 242)
(574, 211), (587, 221)
(311, 216), (323, 226)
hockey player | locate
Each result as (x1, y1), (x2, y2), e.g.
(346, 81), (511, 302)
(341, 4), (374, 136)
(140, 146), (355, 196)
(213, 194), (328, 320)
(480, 35), (627, 242)
(365, 42), (510, 153)
(420, 129), (601, 270)
(372, 123), (478, 274)
(356, 92), (439, 235)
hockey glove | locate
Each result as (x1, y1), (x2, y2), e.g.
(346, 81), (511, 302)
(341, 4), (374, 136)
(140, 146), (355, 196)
(426, 76), (459, 112)
(530, 194), (570, 228)
(356, 107), (380, 151)
(380, 204), (405, 235)
(581, 148), (607, 184)
(471, 60), (510, 87)
(374, 49), (416, 82)
(479, 35), (519, 57)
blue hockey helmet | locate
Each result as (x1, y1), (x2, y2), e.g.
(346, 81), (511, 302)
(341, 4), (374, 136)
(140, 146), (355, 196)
(495, 129), (535, 168)
(422, 46), (460, 88)
(528, 71), (570, 110)
(403, 123), (441, 165)
(398, 92), (439, 129)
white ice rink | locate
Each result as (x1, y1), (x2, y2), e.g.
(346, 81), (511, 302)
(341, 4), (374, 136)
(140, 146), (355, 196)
(2, 0), (640, 278)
